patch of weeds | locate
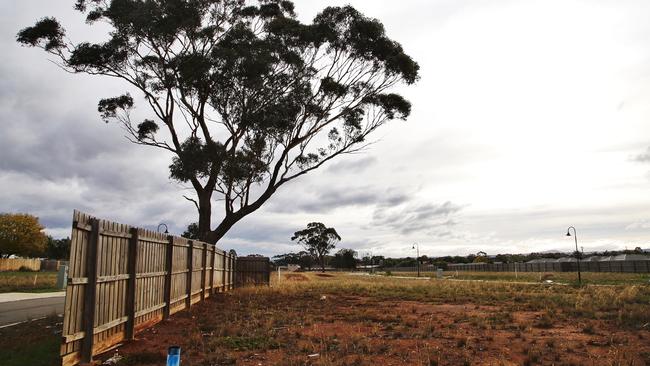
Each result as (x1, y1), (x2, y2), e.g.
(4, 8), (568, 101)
(119, 351), (163, 365)
(534, 311), (554, 329)
(523, 346), (542, 365)
(213, 335), (279, 351)
(582, 323), (595, 335)
(456, 337), (468, 348)
(545, 339), (555, 349)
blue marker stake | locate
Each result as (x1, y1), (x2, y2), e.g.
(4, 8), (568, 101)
(167, 346), (181, 366)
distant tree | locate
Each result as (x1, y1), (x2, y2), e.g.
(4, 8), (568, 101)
(45, 236), (71, 260)
(291, 222), (340, 271)
(332, 248), (357, 269)
(182, 222), (200, 240)
(473, 251), (488, 263)
(634, 247), (643, 253)
(297, 251), (315, 271)
(0, 213), (48, 258)
(272, 250), (314, 270)
(17, 1), (419, 244)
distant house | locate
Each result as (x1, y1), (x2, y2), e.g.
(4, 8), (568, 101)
(529, 254), (650, 263)
(581, 256), (604, 262)
(599, 254), (650, 261)
(555, 257), (576, 263)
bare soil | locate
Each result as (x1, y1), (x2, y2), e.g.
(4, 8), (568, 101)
(102, 287), (650, 365)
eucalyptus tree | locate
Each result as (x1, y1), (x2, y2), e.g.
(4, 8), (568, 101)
(17, 0), (419, 243)
(291, 222), (340, 271)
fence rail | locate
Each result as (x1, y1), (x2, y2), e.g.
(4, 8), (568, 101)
(448, 261), (650, 273)
(61, 211), (236, 366)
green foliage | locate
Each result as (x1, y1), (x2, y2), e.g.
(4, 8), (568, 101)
(0, 213), (48, 258)
(45, 236), (71, 260)
(331, 248), (357, 269)
(291, 222), (340, 271)
(182, 222), (200, 240)
(16, 17), (65, 51)
(137, 119), (159, 139)
(272, 251), (314, 270)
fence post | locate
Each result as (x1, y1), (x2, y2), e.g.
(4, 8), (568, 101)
(210, 246), (216, 295)
(163, 235), (174, 320)
(81, 218), (100, 363)
(201, 243), (207, 301)
(221, 253), (226, 292)
(231, 254), (236, 290)
(125, 227), (139, 340)
(186, 241), (193, 308)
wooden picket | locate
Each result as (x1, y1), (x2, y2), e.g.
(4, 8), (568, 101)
(60, 211), (238, 366)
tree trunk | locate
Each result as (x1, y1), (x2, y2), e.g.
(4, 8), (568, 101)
(197, 190), (212, 242)
(203, 185), (279, 244)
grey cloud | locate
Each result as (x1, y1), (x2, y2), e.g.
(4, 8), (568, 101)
(267, 182), (412, 214)
(632, 147), (650, 162)
(372, 201), (464, 235)
(326, 156), (378, 173)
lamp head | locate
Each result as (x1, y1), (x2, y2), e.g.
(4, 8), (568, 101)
(566, 230), (571, 237)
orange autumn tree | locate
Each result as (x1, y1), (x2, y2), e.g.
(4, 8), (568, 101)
(0, 213), (48, 258)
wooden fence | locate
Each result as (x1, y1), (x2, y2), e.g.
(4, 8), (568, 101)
(61, 211), (236, 366)
(236, 257), (271, 287)
(0, 258), (41, 271)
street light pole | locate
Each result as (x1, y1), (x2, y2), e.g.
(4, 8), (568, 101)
(566, 226), (581, 285)
(412, 243), (420, 277)
(157, 223), (169, 234)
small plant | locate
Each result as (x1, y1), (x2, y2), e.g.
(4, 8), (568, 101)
(546, 339), (555, 348)
(456, 337), (468, 348)
(582, 323), (595, 334)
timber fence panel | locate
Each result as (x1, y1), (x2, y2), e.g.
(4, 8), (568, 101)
(59, 211), (264, 366)
(236, 257), (271, 287)
(0, 258), (41, 271)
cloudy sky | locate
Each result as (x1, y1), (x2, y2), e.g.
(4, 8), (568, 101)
(2, 0), (650, 258)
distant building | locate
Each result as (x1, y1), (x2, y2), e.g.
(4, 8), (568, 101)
(528, 254), (650, 263)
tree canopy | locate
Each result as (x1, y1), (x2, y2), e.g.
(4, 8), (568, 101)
(46, 236), (71, 260)
(272, 251), (314, 270)
(291, 222), (340, 271)
(331, 248), (357, 269)
(17, 0), (419, 244)
(0, 213), (48, 258)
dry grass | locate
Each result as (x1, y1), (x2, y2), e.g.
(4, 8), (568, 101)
(0, 271), (58, 293)
(389, 270), (650, 285)
(106, 272), (650, 366)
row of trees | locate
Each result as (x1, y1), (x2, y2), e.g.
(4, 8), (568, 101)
(273, 246), (650, 271)
(0, 213), (70, 259)
(273, 248), (357, 270)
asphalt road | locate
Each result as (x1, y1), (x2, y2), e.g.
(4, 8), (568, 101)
(0, 295), (65, 327)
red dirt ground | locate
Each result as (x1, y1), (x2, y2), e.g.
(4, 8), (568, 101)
(100, 290), (650, 366)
